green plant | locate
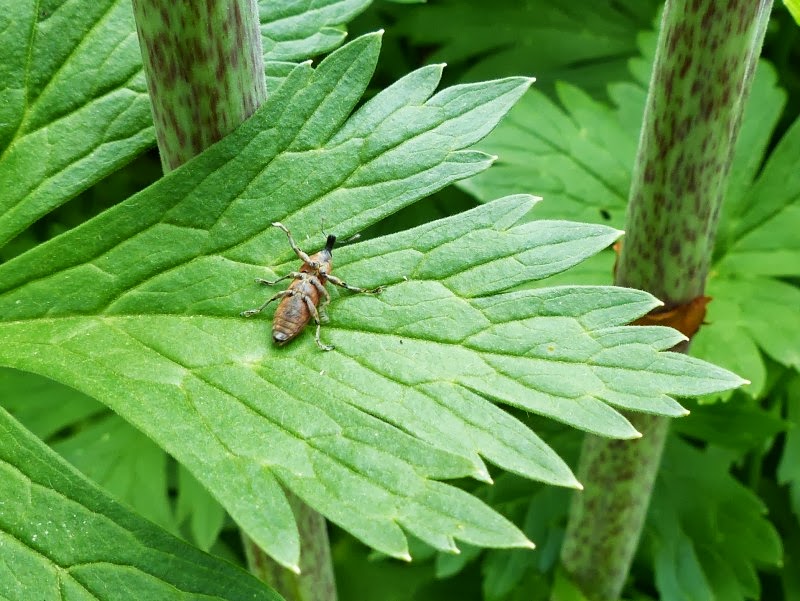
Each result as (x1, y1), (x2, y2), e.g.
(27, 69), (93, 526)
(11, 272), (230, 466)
(0, 2), (764, 600)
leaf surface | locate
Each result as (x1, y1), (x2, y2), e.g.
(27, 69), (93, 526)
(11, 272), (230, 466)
(0, 0), (372, 247)
(459, 29), (798, 396)
(0, 406), (281, 601)
(0, 0), (153, 247)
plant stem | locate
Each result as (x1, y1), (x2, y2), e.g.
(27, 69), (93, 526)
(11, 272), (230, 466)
(131, 0), (266, 172)
(131, 3), (337, 599)
(243, 491), (338, 601)
(557, 1), (772, 599)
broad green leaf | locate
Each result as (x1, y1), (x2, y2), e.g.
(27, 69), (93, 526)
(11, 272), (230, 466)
(459, 28), (798, 394)
(646, 438), (782, 601)
(389, 0), (660, 95)
(0, 34), (536, 568)
(0, 0), (372, 248)
(0, 31), (745, 570)
(0, 0), (153, 247)
(0, 406), (281, 601)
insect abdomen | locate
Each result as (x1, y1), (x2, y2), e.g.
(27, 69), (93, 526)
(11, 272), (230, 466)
(272, 281), (320, 345)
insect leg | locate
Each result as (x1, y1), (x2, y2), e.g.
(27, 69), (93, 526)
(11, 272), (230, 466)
(300, 294), (334, 351)
(309, 276), (331, 322)
(255, 271), (304, 286)
(326, 274), (383, 295)
(272, 222), (318, 268)
(240, 290), (294, 318)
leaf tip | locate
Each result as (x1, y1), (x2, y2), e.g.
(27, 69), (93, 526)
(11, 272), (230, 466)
(399, 552), (413, 562)
(288, 563), (301, 575)
(522, 539), (536, 550)
(568, 476), (583, 490)
(474, 467), (494, 484)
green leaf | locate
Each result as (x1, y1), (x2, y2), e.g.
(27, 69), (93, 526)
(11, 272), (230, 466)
(0, 406), (281, 601)
(673, 396), (787, 453)
(0, 0), (153, 247)
(646, 438), (782, 601)
(260, 0), (372, 64)
(459, 28), (799, 391)
(390, 0), (660, 96)
(460, 82), (638, 226)
(0, 0), (373, 248)
(785, 0), (800, 24)
(176, 464), (227, 551)
(706, 277), (800, 371)
(50, 413), (175, 533)
(717, 115), (800, 278)
(0, 367), (105, 440)
(649, 508), (715, 601)
(0, 34), (536, 568)
(0, 30), (744, 571)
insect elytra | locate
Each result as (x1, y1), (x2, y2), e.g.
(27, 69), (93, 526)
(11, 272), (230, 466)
(241, 222), (383, 351)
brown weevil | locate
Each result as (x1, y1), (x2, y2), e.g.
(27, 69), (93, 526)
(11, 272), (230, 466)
(241, 222), (383, 351)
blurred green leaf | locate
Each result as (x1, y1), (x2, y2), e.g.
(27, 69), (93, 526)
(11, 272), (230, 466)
(673, 396), (786, 453)
(0, 368), (105, 440)
(717, 115), (800, 279)
(778, 374), (800, 520)
(390, 0), (660, 95)
(176, 464), (227, 552)
(784, 0), (800, 24)
(0, 406), (282, 601)
(646, 438), (783, 601)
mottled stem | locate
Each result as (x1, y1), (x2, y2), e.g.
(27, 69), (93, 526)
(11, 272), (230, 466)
(131, 0), (266, 171)
(243, 491), (338, 601)
(558, 1), (772, 599)
(131, 3), (337, 600)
